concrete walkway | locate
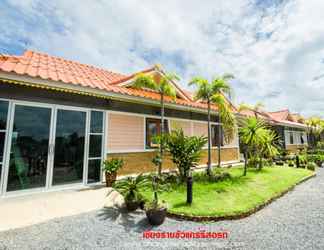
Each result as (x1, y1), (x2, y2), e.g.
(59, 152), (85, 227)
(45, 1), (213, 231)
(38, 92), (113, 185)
(0, 186), (123, 232)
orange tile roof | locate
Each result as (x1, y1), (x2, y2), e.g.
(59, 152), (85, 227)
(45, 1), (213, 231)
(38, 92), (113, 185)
(0, 50), (128, 89)
(0, 50), (223, 112)
(268, 109), (289, 121)
(239, 108), (307, 128)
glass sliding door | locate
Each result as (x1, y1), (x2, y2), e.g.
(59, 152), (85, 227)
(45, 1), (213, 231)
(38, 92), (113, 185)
(87, 111), (104, 184)
(0, 100), (9, 193)
(52, 109), (86, 186)
(6, 105), (52, 192)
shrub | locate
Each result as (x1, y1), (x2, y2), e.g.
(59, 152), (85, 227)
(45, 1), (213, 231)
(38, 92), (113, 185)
(164, 129), (207, 181)
(247, 157), (259, 168)
(103, 158), (124, 174)
(307, 162), (317, 171)
(307, 154), (324, 163)
(194, 169), (231, 182)
(113, 173), (149, 204)
(276, 160), (284, 166)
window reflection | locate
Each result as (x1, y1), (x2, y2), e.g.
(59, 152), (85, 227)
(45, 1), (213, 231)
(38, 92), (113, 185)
(7, 105), (51, 192)
(0, 101), (8, 130)
(146, 118), (169, 149)
(90, 111), (103, 133)
(211, 125), (224, 147)
(52, 110), (86, 186)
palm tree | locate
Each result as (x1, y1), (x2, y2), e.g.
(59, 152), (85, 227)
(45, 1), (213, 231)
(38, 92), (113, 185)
(239, 117), (266, 175)
(238, 102), (264, 118)
(306, 117), (322, 148)
(189, 74), (236, 175)
(259, 129), (280, 169)
(133, 71), (178, 175)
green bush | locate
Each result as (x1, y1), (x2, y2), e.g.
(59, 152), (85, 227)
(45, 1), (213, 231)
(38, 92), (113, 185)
(247, 157), (259, 168)
(307, 162), (317, 171)
(164, 129), (207, 181)
(113, 173), (149, 203)
(287, 160), (295, 167)
(275, 160), (284, 166)
(103, 158), (124, 174)
(194, 169), (231, 182)
(307, 154), (324, 163)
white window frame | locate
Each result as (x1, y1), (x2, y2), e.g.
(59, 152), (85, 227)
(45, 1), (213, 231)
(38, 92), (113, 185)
(0, 97), (106, 197)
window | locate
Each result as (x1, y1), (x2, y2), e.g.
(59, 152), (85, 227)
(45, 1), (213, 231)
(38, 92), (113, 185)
(145, 118), (169, 149)
(87, 111), (104, 184)
(211, 124), (224, 147)
(300, 132), (304, 144)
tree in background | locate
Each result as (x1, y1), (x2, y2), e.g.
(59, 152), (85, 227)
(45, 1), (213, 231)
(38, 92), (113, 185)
(189, 74), (236, 175)
(306, 117), (324, 148)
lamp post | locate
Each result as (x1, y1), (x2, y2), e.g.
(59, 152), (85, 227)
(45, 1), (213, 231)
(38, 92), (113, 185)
(187, 169), (193, 205)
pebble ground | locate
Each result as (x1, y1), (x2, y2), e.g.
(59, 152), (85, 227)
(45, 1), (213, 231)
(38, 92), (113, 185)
(0, 168), (323, 250)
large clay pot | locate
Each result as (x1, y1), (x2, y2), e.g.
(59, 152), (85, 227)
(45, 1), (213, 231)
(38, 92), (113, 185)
(146, 207), (167, 226)
(125, 200), (140, 212)
(105, 171), (117, 187)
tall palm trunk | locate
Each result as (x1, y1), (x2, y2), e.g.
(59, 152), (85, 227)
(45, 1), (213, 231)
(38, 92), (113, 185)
(159, 92), (164, 176)
(207, 99), (212, 175)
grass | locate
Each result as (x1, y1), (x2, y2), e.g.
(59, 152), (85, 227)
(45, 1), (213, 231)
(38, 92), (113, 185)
(141, 166), (314, 217)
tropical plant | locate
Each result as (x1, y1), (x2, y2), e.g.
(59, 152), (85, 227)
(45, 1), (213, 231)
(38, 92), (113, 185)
(239, 117), (279, 174)
(113, 173), (150, 210)
(164, 129), (207, 181)
(306, 116), (324, 148)
(102, 158), (124, 174)
(133, 70), (178, 175)
(189, 74), (236, 174)
(259, 129), (280, 168)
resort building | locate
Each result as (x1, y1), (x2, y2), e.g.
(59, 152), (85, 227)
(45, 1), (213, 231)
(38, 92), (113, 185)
(238, 108), (308, 152)
(0, 50), (240, 197)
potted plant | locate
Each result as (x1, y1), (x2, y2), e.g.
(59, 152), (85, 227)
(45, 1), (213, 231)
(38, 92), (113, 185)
(143, 154), (168, 226)
(145, 174), (168, 226)
(113, 173), (149, 211)
(103, 158), (124, 187)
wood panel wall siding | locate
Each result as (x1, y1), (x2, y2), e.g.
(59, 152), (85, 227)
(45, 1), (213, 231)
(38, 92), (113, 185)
(107, 113), (144, 151)
(170, 119), (192, 136)
(225, 129), (239, 147)
(108, 148), (239, 176)
(193, 122), (208, 137)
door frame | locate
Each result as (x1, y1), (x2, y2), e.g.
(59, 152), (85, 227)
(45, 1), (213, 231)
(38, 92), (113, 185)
(0, 98), (106, 197)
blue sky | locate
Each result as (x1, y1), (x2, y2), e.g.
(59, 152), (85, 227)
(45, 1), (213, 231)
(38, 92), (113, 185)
(0, 0), (324, 117)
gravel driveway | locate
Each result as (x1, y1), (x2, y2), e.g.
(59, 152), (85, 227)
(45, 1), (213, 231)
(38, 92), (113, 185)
(0, 168), (323, 250)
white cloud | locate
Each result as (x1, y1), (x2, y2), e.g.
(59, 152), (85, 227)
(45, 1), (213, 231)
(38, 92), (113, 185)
(1, 0), (324, 117)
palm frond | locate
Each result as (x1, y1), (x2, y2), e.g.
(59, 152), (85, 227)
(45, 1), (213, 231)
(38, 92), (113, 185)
(211, 93), (236, 143)
(189, 77), (211, 101)
(160, 73), (178, 98)
(133, 73), (158, 91)
(237, 102), (252, 112)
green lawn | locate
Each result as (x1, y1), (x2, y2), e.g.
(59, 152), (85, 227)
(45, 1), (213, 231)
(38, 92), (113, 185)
(142, 166), (314, 217)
